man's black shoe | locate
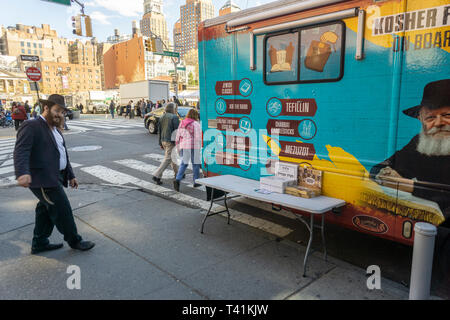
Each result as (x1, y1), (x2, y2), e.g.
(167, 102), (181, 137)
(152, 176), (162, 185)
(70, 241), (95, 251)
(31, 243), (63, 254)
(173, 179), (180, 192)
(193, 183), (201, 188)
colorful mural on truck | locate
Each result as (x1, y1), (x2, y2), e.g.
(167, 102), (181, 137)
(198, 0), (450, 244)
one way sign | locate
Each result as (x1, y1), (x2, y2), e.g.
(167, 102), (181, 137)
(20, 55), (40, 62)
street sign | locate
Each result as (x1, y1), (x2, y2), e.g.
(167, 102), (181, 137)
(25, 67), (42, 82)
(155, 51), (180, 58)
(29, 82), (40, 91)
(177, 67), (186, 71)
(41, 0), (71, 6)
(20, 55), (40, 62)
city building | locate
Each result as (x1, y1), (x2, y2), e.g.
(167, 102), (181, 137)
(0, 24), (69, 64)
(219, 0), (241, 16)
(38, 61), (102, 94)
(175, 0), (214, 58)
(103, 34), (188, 91)
(68, 39), (98, 66)
(140, 0), (170, 48)
(95, 42), (113, 90)
(173, 19), (181, 53)
(0, 67), (33, 104)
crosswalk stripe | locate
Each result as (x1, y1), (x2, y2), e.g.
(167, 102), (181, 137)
(69, 120), (143, 129)
(114, 159), (199, 188)
(65, 124), (91, 132)
(0, 148), (14, 155)
(67, 121), (117, 129)
(0, 138), (15, 143)
(115, 159), (175, 180)
(0, 141), (15, 148)
(143, 153), (194, 170)
(81, 165), (293, 237)
(0, 159), (13, 167)
(0, 146), (13, 152)
(83, 119), (143, 126)
(0, 154), (10, 161)
(70, 120), (131, 128)
(0, 166), (14, 175)
(0, 175), (16, 187)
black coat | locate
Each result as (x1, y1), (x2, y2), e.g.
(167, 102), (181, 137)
(14, 117), (75, 188)
(370, 134), (450, 220)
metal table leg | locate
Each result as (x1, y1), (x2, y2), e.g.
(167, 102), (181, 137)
(321, 213), (327, 261)
(302, 213), (314, 277)
(200, 188), (237, 234)
(200, 187), (215, 234)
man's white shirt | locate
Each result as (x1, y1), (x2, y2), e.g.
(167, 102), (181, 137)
(40, 115), (67, 171)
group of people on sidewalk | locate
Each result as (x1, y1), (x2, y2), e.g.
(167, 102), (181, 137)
(152, 102), (202, 193)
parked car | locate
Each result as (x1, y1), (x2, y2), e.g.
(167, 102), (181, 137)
(144, 106), (191, 134)
(87, 103), (108, 114)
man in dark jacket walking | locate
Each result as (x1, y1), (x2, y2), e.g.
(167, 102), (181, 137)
(14, 94), (95, 254)
(109, 100), (115, 119)
(152, 102), (180, 185)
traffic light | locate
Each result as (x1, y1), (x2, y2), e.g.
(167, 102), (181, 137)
(144, 39), (151, 52)
(72, 15), (82, 36)
(84, 15), (93, 37)
(144, 38), (157, 52)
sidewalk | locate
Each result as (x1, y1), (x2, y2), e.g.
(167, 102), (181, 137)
(0, 184), (417, 300)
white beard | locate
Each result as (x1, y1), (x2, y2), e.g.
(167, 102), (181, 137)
(416, 125), (450, 156)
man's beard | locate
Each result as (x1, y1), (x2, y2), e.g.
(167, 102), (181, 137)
(416, 125), (450, 156)
(44, 113), (62, 127)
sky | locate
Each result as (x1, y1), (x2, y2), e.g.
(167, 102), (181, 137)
(1, 0), (273, 44)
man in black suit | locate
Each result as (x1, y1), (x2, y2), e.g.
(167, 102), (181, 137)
(14, 94), (95, 254)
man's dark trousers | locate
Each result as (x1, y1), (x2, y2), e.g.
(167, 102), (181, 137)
(29, 172), (82, 248)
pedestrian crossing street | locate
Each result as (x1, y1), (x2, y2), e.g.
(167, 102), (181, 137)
(67, 118), (144, 132)
(0, 138), (82, 188)
(0, 137), (296, 238)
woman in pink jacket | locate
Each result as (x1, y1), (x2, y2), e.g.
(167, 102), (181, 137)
(173, 108), (202, 192)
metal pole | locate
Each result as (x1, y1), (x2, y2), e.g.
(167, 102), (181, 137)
(409, 222), (437, 300)
(35, 82), (40, 105)
(174, 58), (179, 99)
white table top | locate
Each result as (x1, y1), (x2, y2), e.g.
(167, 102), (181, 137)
(196, 175), (346, 214)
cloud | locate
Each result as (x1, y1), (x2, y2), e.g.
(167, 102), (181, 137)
(88, 0), (143, 17)
(90, 11), (113, 25)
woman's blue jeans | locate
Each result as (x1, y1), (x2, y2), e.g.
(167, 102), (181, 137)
(176, 149), (201, 182)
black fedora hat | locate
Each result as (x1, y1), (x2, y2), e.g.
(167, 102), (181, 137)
(39, 94), (69, 111)
(403, 79), (450, 118)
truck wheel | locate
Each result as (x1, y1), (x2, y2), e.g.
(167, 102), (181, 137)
(148, 121), (157, 134)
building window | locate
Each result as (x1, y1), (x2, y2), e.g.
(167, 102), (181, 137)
(21, 49), (25, 54)
(21, 41), (24, 47)
(28, 49), (31, 54)
(27, 42), (31, 47)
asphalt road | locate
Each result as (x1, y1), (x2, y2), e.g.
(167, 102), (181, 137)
(0, 114), (447, 298)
